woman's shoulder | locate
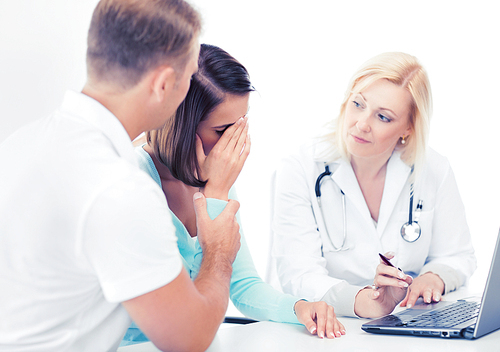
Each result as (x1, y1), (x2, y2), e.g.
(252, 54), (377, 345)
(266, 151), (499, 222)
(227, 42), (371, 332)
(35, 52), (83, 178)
(423, 148), (452, 173)
(276, 142), (322, 176)
(281, 139), (334, 166)
(418, 148), (454, 186)
(134, 144), (162, 187)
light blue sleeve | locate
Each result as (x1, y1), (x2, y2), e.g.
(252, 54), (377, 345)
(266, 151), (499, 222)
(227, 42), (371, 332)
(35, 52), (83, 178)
(204, 190), (301, 324)
(134, 146), (301, 324)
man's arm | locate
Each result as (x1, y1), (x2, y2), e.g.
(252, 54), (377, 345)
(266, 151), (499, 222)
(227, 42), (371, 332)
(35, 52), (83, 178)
(122, 193), (240, 352)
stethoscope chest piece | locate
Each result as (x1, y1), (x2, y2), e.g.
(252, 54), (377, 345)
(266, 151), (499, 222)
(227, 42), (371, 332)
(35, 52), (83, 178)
(400, 222), (421, 242)
(400, 180), (423, 243)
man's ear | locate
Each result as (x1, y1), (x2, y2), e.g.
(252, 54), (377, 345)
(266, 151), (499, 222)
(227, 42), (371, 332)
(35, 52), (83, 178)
(151, 65), (176, 102)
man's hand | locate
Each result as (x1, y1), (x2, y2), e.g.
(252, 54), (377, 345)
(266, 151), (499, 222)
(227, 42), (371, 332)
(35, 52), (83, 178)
(193, 191), (241, 266)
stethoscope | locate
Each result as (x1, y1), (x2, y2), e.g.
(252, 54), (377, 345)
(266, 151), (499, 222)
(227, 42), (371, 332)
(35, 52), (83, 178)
(400, 183), (423, 242)
(315, 165), (349, 251)
(315, 164), (423, 248)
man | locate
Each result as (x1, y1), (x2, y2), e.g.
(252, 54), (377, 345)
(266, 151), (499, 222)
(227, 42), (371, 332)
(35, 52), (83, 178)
(0, 1), (242, 351)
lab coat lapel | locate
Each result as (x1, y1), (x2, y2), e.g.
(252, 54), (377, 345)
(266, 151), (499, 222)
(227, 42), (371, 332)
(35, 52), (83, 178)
(330, 159), (374, 227)
(377, 152), (412, 236)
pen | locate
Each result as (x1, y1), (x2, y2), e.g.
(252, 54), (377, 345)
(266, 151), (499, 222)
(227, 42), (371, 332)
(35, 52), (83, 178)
(414, 200), (423, 223)
(378, 253), (403, 272)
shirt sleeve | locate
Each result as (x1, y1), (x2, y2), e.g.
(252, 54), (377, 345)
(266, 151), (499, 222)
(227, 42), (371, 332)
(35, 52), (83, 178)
(82, 170), (183, 303)
(204, 190), (301, 324)
(320, 282), (365, 317)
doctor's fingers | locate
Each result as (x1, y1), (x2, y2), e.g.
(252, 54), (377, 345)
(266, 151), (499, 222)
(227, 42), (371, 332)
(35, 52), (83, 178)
(400, 286), (423, 308)
(375, 264), (410, 283)
(422, 287), (439, 304)
(373, 272), (410, 290)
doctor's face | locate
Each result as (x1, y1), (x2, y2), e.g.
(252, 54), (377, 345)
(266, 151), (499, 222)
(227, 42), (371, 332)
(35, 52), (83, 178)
(196, 93), (250, 155)
(343, 78), (412, 162)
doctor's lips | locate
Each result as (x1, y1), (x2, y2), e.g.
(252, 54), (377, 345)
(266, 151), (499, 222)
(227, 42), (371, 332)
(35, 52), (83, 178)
(351, 134), (370, 144)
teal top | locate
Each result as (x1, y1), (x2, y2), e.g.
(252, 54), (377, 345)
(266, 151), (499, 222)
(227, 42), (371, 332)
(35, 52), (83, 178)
(121, 146), (301, 347)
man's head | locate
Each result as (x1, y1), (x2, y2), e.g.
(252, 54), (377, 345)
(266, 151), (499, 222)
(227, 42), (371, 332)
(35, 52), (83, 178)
(86, 0), (201, 89)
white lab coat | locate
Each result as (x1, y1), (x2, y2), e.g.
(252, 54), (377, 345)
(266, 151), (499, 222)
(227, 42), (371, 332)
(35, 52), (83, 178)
(271, 143), (476, 317)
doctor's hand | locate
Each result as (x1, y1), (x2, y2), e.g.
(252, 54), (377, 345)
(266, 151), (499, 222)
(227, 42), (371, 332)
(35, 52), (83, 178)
(354, 252), (413, 318)
(294, 300), (346, 339)
(400, 272), (445, 308)
(196, 116), (250, 201)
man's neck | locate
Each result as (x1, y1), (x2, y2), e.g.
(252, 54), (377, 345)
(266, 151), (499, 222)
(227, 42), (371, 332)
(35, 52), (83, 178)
(81, 80), (147, 141)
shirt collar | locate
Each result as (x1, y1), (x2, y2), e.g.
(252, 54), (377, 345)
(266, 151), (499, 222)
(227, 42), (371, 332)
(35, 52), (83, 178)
(59, 90), (138, 168)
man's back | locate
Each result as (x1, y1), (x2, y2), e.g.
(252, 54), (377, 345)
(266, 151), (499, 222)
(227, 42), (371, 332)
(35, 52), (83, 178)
(0, 91), (181, 351)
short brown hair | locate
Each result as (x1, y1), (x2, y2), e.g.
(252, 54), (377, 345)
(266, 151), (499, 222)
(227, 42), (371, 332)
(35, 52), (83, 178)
(86, 0), (201, 87)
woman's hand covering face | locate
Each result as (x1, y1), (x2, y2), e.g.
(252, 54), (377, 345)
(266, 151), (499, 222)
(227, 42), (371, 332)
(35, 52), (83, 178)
(196, 116), (250, 200)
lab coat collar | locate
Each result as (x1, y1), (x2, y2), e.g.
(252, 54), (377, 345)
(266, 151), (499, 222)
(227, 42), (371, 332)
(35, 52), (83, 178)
(377, 152), (412, 236)
(329, 152), (411, 236)
(59, 90), (138, 168)
(330, 158), (373, 228)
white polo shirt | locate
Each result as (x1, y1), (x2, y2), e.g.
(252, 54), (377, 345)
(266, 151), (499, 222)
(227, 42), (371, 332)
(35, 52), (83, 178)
(0, 91), (183, 351)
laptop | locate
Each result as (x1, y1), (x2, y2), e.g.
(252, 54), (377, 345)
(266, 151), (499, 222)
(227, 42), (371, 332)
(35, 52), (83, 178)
(362, 228), (500, 339)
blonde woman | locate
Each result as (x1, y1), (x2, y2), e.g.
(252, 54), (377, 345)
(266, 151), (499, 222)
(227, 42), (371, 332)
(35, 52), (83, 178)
(271, 52), (476, 318)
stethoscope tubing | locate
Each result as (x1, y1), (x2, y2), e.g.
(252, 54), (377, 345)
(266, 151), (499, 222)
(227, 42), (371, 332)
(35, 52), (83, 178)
(315, 164), (349, 251)
(315, 164), (422, 246)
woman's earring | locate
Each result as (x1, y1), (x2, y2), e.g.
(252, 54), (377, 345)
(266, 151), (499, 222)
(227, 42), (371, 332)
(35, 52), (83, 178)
(401, 136), (406, 145)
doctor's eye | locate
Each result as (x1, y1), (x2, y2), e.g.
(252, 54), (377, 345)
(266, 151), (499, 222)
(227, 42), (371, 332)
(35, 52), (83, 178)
(378, 113), (392, 123)
(352, 100), (362, 108)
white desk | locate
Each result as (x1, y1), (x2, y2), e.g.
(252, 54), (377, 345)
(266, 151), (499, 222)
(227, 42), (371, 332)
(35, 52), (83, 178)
(117, 289), (500, 352)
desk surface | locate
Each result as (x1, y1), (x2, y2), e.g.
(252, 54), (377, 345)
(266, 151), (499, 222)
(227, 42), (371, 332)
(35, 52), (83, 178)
(117, 289), (500, 352)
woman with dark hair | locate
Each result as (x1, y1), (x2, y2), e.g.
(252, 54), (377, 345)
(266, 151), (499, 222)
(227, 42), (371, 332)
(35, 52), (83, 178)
(121, 44), (345, 346)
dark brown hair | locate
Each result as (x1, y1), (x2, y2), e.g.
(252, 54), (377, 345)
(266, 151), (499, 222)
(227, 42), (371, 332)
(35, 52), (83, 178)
(147, 44), (255, 187)
(86, 0), (201, 87)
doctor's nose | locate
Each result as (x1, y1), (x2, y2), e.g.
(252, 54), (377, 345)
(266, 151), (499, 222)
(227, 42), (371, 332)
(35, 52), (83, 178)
(355, 114), (371, 133)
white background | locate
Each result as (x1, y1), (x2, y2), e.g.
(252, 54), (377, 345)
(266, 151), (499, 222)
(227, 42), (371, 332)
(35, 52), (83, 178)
(1, 0), (499, 292)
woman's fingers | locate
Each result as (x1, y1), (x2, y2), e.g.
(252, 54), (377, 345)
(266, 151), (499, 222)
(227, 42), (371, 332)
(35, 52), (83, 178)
(326, 305), (345, 338)
(226, 116), (248, 151)
(295, 301), (345, 339)
(315, 308), (326, 339)
(214, 116), (247, 151)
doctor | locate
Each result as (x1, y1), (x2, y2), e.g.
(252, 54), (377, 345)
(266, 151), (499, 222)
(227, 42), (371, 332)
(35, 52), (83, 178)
(271, 52), (476, 318)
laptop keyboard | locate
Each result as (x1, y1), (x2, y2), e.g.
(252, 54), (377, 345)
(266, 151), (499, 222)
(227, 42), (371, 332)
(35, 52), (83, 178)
(405, 300), (480, 328)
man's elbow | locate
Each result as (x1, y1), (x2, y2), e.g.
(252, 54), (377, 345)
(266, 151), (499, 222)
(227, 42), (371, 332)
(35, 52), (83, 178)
(151, 331), (215, 352)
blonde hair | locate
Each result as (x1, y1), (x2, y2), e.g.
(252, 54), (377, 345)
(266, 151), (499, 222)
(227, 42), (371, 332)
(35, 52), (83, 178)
(318, 52), (432, 177)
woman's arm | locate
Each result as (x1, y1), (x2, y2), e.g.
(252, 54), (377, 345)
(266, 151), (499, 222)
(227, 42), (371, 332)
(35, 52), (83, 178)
(201, 191), (345, 338)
